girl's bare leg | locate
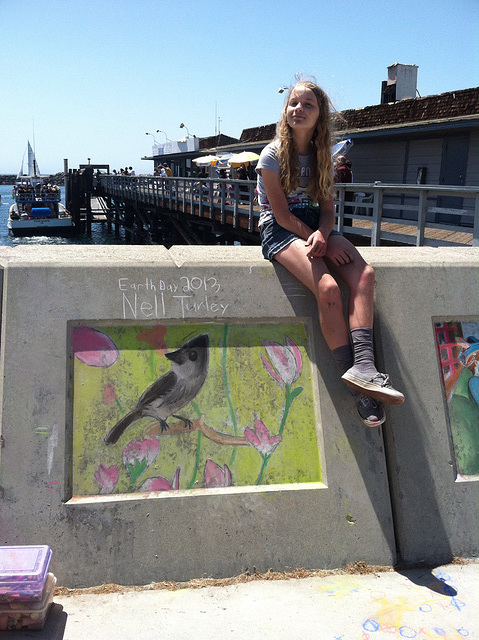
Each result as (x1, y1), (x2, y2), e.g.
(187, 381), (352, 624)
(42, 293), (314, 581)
(274, 239), (349, 350)
(324, 234), (375, 329)
(274, 237), (387, 424)
(325, 235), (404, 405)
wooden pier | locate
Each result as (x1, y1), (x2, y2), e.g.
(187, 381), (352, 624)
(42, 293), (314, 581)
(65, 172), (479, 248)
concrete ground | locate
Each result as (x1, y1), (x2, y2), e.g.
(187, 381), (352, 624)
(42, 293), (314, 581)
(2, 562), (477, 639)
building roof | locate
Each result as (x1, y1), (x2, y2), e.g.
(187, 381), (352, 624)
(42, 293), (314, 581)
(337, 87), (479, 132)
(200, 133), (239, 150)
(234, 87), (479, 144)
(240, 123), (277, 145)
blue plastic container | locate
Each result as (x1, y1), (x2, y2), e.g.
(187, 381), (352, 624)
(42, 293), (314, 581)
(0, 546), (52, 602)
(30, 207), (52, 218)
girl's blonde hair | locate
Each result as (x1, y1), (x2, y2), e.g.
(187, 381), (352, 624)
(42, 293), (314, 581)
(277, 79), (334, 203)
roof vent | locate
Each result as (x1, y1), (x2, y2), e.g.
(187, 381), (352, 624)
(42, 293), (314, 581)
(381, 63), (418, 104)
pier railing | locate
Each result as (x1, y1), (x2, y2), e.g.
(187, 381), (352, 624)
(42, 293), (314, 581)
(335, 182), (478, 247)
(98, 175), (479, 247)
(100, 174), (259, 236)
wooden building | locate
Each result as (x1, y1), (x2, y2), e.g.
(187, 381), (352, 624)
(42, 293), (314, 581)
(338, 87), (479, 189)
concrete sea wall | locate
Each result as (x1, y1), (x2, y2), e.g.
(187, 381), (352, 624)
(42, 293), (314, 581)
(0, 246), (477, 587)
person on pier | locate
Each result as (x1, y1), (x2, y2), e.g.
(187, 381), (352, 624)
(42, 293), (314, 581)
(333, 155), (353, 226)
(256, 77), (405, 427)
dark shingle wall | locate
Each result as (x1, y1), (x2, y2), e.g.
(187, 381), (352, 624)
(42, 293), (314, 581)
(338, 88), (479, 131)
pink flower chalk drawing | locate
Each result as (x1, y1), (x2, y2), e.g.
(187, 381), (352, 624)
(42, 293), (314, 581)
(139, 467), (181, 492)
(72, 327), (120, 368)
(253, 336), (304, 484)
(244, 418), (282, 457)
(122, 437), (160, 490)
(260, 336), (302, 387)
(94, 464), (119, 495)
(203, 459), (233, 488)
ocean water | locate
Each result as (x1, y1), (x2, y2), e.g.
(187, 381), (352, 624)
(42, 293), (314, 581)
(0, 183), (130, 247)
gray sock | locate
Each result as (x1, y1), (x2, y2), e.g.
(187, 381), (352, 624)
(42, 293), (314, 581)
(332, 344), (359, 398)
(349, 327), (378, 378)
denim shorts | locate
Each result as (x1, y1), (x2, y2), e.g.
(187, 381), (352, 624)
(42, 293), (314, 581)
(260, 206), (341, 261)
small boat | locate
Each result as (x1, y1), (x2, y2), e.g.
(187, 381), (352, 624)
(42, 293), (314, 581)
(8, 142), (73, 236)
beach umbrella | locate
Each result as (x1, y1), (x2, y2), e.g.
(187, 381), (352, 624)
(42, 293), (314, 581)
(193, 155), (219, 166)
(229, 151), (260, 167)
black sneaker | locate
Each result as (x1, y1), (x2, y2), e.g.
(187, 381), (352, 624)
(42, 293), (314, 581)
(342, 368), (405, 405)
(356, 395), (385, 427)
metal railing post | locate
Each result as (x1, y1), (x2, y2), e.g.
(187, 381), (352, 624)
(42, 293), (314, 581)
(416, 190), (427, 246)
(233, 184), (239, 227)
(474, 192), (479, 247)
(197, 180), (203, 218)
(181, 179), (186, 213)
(220, 181), (226, 225)
(248, 183), (255, 232)
(371, 187), (383, 246)
(336, 186), (345, 233)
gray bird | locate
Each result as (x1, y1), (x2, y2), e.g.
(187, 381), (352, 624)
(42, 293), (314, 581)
(104, 334), (209, 445)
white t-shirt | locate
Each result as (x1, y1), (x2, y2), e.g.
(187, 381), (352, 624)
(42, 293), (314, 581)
(256, 140), (318, 226)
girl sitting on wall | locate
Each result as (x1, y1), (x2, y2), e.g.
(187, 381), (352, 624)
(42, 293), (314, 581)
(256, 77), (405, 426)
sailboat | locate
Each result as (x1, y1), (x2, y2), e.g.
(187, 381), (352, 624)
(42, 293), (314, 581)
(8, 142), (73, 236)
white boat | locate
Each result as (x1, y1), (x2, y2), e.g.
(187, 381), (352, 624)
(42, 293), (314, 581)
(8, 142), (73, 236)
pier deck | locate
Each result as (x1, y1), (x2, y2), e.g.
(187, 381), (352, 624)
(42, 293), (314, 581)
(68, 173), (478, 248)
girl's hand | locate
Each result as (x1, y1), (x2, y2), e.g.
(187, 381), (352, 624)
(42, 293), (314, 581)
(325, 242), (354, 266)
(305, 230), (327, 259)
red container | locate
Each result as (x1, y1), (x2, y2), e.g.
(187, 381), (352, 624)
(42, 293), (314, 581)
(0, 546), (52, 602)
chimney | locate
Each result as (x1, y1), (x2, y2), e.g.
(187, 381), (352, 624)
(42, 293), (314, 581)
(381, 63), (418, 104)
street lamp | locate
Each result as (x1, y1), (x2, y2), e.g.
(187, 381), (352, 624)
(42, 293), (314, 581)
(179, 122), (190, 137)
(278, 86), (289, 94)
(145, 132), (159, 144)
(156, 130), (170, 142)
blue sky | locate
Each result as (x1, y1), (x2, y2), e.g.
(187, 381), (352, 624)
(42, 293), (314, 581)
(1, 0), (478, 174)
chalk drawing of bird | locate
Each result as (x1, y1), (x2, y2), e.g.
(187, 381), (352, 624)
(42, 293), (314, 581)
(104, 334), (209, 445)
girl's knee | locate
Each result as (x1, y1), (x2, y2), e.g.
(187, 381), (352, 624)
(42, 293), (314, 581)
(352, 263), (375, 294)
(362, 264), (375, 288)
(317, 274), (342, 306)
(347, 263), (375, 299)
